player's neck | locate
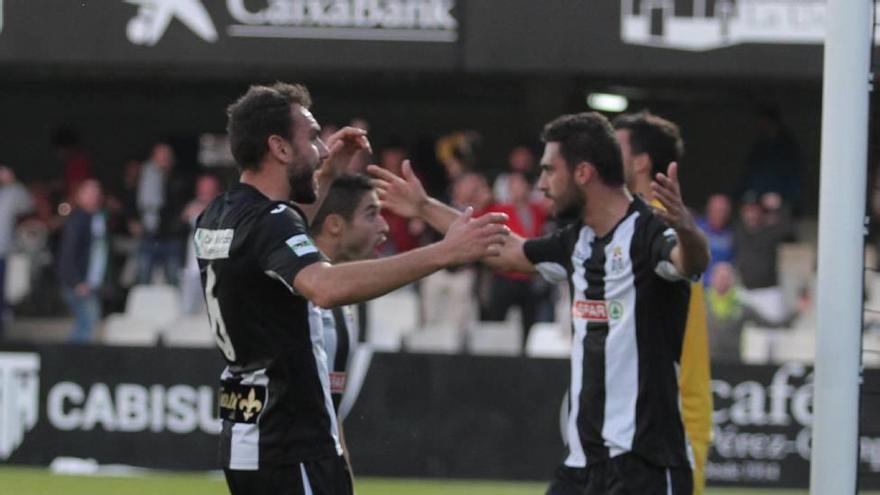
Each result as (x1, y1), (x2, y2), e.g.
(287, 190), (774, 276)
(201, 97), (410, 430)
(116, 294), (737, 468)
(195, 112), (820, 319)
(314, 235), (340, 263)
(582, 186), (633, 238)
(240, 168), (290, 202)
(629, 174), (654, 202)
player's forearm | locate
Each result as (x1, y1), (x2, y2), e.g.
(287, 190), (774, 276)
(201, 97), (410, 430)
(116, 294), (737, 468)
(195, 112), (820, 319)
(419, 197), (459, 234)
(304, 243), (449, 308)
(674, 221), (710, 278)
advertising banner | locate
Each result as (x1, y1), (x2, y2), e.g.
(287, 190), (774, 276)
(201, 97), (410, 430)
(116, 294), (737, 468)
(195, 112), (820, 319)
(0, 343), (878, 489)
(1, 1), (872, 78)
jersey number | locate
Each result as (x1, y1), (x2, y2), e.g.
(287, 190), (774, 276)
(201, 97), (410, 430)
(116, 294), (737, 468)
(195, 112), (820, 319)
(205, 264), (236, 361)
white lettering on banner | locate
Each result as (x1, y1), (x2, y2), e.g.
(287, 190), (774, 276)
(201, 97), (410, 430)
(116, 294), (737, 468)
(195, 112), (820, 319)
(0, 352), (40, 460)
(711, 363), (813, 427)
(708, 362), (880, 483)
(46, 382), (220, 435)
(620, 0), (880, 51)
(124, 0), (458, 45)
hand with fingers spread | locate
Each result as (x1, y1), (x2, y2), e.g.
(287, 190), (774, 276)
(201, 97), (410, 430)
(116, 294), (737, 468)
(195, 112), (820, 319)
(650, 162), (695, 231)
(441, 207), (510, 265)
(367, 160), (427, 219)
(321, 126), (372, 180)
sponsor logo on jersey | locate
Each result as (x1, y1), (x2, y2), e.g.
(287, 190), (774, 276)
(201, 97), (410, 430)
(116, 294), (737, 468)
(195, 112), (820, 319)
(286, 234), (318, 256)
(329, 372), (347, 394)
(194, 228), (234, 260)
(572, 300), (624, 322)
(219, 383), (266, 424)
(0, 353), (40, 460)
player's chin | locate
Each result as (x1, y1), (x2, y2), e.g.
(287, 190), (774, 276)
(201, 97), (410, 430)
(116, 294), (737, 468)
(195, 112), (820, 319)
(372, 236), (387, 255)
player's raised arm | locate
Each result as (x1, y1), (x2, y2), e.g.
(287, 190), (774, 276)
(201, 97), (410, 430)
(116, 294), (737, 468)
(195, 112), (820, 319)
(297, 126), (371, 222)
(293, 206), (510, 308)
(367, 160), (535, 274)
(650, 162), (710, 278)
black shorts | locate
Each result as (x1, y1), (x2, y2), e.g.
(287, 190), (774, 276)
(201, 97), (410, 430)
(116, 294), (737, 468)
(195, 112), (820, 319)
(546, 464), (588, 495)
(224, 456), (353, 495)
(547, 454), (692, 495)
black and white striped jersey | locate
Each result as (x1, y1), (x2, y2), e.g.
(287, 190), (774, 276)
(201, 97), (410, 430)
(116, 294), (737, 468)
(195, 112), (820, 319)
(524, 197), (692, 469)
(195, 183), (342, 470)
(320, 305), (358, 411)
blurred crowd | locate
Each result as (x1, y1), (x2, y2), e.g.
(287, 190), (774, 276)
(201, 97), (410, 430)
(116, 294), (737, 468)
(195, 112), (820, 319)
(0, 108), (820, 363)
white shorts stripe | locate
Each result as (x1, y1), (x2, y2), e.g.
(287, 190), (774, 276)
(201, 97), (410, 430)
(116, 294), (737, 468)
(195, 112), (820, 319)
(300, 463), (314, 495)
(666, 468), (673, 495)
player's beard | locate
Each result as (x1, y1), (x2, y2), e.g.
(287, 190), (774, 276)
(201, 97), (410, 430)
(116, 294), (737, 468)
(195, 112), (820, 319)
(288, 161), (318, 204)
(553, 183), (584, 221)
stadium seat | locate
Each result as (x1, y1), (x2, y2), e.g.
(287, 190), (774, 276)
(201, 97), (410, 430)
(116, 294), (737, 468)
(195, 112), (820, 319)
(777, 242), (814, 310)
(404, 323), (463, 354)
(162, 313), (213, 348)
(125, 284), (182, 328)
(100, 314), (161, 346)
(741, 324), (773, 364)
(772, 328), (815, 363)
(367, 287), (419, 351)
(4, 253), (30, 304)
(467, 321), (522, 356)
(525, 322), (571, 358)
(863, 332), (880, 368)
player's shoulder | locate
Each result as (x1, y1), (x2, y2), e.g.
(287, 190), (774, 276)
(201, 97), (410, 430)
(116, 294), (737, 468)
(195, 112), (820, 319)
(632, 196), (671, 233)
(256, 201), (309, 233)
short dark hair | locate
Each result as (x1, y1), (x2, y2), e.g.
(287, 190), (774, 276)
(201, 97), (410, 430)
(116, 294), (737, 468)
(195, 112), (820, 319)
(310, 174), (375, 235)
(541, 112), (624, 187)
(612, 111), (684, 175)
(226, 82), (312, 171)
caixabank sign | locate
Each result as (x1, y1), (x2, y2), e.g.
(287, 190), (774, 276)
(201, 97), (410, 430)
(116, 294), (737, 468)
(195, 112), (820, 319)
(0, 0), (871, 78)
(0, 0), (460, 71)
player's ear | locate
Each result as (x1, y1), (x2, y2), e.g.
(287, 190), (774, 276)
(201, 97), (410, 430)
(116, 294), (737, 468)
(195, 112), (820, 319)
(326, 214), (345, 235)
(267, 135), (290, 163)
(574, 161), (593, 186)
(633, 153), (652, 177)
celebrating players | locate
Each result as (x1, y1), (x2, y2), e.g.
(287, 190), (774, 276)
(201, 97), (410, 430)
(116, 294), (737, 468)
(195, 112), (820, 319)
(196, 82), (509, 495)
(369, 111), (710, 495)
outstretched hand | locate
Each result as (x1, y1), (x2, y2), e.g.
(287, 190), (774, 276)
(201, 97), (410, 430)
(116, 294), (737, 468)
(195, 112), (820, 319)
(321, 126), (371, 179)
(442, 207), (510, 265)
(367, 160), (428, 219)
(650, 162), (694, 230)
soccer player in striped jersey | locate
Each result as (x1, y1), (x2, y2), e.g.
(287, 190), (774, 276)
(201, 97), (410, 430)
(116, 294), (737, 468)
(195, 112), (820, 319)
(310, 173), (389, 472)
(369, 112), (710, 495)
(614, 111), (713, 495)
(196, 83), (509, 495)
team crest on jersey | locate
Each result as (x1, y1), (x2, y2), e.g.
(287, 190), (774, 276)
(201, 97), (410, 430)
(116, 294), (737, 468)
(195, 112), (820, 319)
(609, 246), (626, 275)
(286, 234), (318, 256)
(572, 300), (624, 322)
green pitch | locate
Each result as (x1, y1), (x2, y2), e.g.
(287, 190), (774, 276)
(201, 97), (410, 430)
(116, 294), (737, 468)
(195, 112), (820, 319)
(0, 467), (874, 495)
